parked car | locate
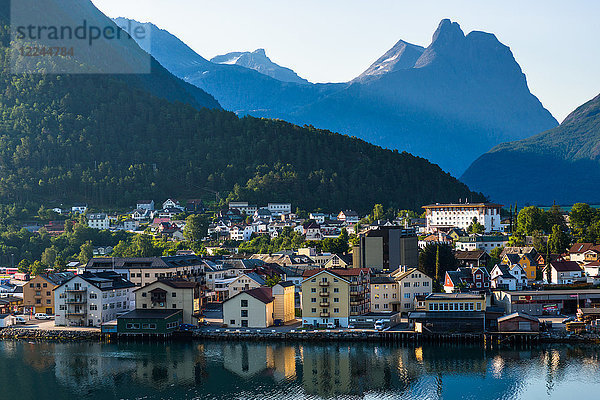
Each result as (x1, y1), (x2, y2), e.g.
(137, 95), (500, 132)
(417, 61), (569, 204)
(34, 313), (52, 320)
(562, 316), (575, 324)
(326, 322), (336, 329)
(374, 320), (387, 331)
(15, 316), (27, 324)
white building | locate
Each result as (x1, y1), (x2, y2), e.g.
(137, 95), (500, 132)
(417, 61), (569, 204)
(54, 271), (135, 327)
(268, 203), (292, 216)
(136, 200), (155, 211)
(71, 203), (88, 214)
(422, 202), (503, 233)
(162, 199), (184, 211)
(229, 225), (254, 241)
(490, 264), (527, 291)
(87, 213), (110, 230)
(229, 202), (258, 216)
(309, 213), (328, 224)
(455, 235), (509, 253)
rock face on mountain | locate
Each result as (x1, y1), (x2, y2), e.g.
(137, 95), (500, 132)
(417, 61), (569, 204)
(461, 94), (600, 205)
(117, 17), (557, 175)
(211, 49), (309, 84)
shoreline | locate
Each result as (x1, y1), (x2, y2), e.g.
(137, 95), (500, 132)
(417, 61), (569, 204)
(2, 327), (599, 345)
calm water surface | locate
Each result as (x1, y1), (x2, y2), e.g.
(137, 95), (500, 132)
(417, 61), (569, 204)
(0, 340), (599, 399)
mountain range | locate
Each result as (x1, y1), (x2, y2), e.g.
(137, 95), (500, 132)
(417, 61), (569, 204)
(116, 17), (558, 175)
(461, 93), (600, 205)
(0, 0), (484, 213)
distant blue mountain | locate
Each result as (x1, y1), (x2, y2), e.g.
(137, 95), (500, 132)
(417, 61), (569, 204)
(116, 18), (558, 176)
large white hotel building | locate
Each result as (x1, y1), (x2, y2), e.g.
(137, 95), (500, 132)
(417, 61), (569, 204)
(422, 202), (503, 233)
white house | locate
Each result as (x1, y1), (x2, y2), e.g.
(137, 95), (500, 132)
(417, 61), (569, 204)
(162, 199), (185, 211)
(309, 213), (328, 224)
(131, 208), (152, 221)
(54, 271), (136, 327)
(267, 203), (292, 216)
(223, 287), (274, 328)
(544, 261), (584, 285)
(229, 202), (258, 216)
(229, 225), (254, 241)
(136, 200), (155, 211)
(422, 202), (503, 233)
(491, 264), (526, 291)
(87, 213), (110, 230)
(455, 235), (509, 253)
(227, 272), (266, 300)
(337, 210), (359, 224)
(123, 219), (140, 231)
(71, 203), (88, 214)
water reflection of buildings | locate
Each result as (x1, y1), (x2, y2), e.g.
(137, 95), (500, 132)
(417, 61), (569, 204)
(222, 343), (296, 381)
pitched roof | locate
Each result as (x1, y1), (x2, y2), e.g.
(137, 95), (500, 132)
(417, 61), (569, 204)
(498, 312), (539, 323)
(371, 276), (396, 284)
(244, 272), (266, 285)
(550, 261), (582, 272)
(39, 272), (76, 286)
(275, 281), (295, 288)
(504, 253), (521, 265)
(302, 268), (368, 278)
(493, 265), (516, 280)
(243, 287), (274, 304)
(569, 243), (595, 254)
(455, 250), (488, 260)
(66, 271), (136, 291)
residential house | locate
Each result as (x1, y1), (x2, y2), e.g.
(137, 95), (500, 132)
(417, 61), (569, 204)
(418, 232), (453, 249)
(87, 213), (110, 230)
(443, 267), (490, 293)
(324, 254), (352, 269)
(490, 264), (527, 291)
(303, 222), (323, 241)
(543, 261), (584, 284)
(502, 253), (538, 282)
(455, 250), (490, 268)
(162, 199), (184, 211)
(71, 203), (88, 214)
(337, 210), (359, 224)
(568, 243), (600, 265)
(223, 287), (274, 328)
(54, 271), (136, 327)
(229, 202), (258, 216)
(123, 219), (140, 231)
(136, 200), (155, 211)
(267, 203), (292, 216)
(370, 276), (398, 312)
(500, 247), (538, 260)
(391, 267), (433, 312)
(23, 272), (75, 314)
(131, 208), (152, 221)
(134, 280), (201, 324)
(455, 235), (509, 253)
(185, 199), (205, 213)
(253, 208), (273, 223)
(296, 248), (332, 267)
(309, 213), (328, 224)
(229, 225), (254, 241)
(251, 253), (315, 269)
(301, 268), (370, 328)
(227, 272), (266, 299)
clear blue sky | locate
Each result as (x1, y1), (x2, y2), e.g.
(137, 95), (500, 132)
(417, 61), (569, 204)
(92, 0), (600, 122)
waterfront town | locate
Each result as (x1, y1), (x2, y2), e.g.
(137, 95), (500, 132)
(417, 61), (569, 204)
(1, 199), (600, 340)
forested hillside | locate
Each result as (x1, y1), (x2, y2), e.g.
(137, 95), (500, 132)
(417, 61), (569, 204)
(0, 20), (483, 213)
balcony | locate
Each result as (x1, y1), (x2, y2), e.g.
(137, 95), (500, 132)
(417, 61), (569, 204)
(65, 298), (87, 304)
(66, 311), (86, 317)
(319, 302), (330, 307)
(319, 281), (330, 287)
(65, 287), (87, 293)
(319, 291), (329, 297)
(320, 312), (330, 318)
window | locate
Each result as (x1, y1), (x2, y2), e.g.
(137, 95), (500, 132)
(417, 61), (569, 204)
(142, 323), (149, 329)
(476, 302), (481, 311)
(145, 273), (150, 278)
(35, 299), (41, 304)
(59, 305), (66, 310)
(241, 310), (248, 317)
(404, 293), (411, 299)
(311, 298), (316, 303)
(334, 297), (339, 303)
(404, 282), (410, 288)
(46, 299), (51, 304)
(172, 292), (177, 297)
(90, 293), (97, 299)
(374, 304), (379, 309)
(333, 288), (339, 293)
(241, 299), (248, 307)
(241, 320), (248, 327)
(429, 304), (433, 311)
(43, 283), (47, 288)
(29, 283), (33, 288)
(172, 304), (177, 309)
(311, 308), (317, 313)
(142, 304), (147, 309)
(311, 288), (316, 293)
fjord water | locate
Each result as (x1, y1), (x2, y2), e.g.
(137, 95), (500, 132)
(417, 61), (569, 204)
(0, 341), (599, 399)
